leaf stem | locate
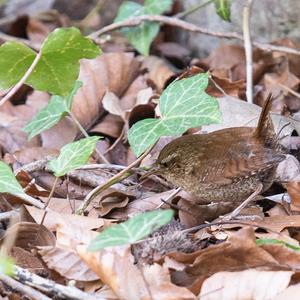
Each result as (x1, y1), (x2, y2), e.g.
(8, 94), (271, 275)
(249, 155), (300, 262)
(39, 176), (59, 226)
(0, 50), (42, 107)
(68, 110), (110, 164)
(76, 145), (154, 215)
(175, 0), (214, 19)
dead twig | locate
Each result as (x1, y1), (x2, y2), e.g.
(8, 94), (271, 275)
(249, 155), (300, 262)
(76, 145), (154, 214)
(0, 273), (51, 300)
(13, 266), (101, 300)
(243, 0), (254, 103)
(89, 14), (300, 56)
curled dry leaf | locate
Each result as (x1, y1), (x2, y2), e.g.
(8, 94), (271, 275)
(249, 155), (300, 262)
(78, 245), (196, 300)
(6, 222), (56, 251)
(38, 246), (99, 281)
(72, 53), (140, 131)
(171, 228), (278, 293)
(38, 217), (99, 281)
(95, 188), (135, 217)
(141, 55), (175, 92)
(199, 269), (293, 300)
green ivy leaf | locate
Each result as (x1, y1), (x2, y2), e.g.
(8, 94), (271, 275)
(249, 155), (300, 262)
(23, 81), (82, 139)
(88, 209), (174, 251)
(214, 0), (231, 21)
(0, 161), (24, 195)
(256, 238), (300, 252)
(114, 0), (173, 55)
(0, 256), (14, 276)
(0, 42), (35, 89)
(128, 73), (221, 156)
(0, 27), (100, 95)
(48, 136), (100, 177)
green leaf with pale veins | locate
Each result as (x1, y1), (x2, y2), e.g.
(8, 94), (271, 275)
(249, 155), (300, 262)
(214, 0), (231, 21)
(0, 27), (100, 95)
(0, 42), (35, 89)
(128, 73), (221, 156)
(0, 161), (24, 195)
(23, 81), (83, 139)
(114, 0), (173, 55)
(48, 136), (100, 177)
(88, 209), (174, 251)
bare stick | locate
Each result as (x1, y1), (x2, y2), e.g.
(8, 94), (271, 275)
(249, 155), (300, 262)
(68, 111), (110, 164)
(76, 145), (154, 214)
(40, 176), (59, 226)
(0, 273), (51, 300)
(13, 266), (101, 300)
(14, 192), (45, 209)
(243, 0), (254, 103)
(89, 14), (300, 56)
(0, 51), (42, 107)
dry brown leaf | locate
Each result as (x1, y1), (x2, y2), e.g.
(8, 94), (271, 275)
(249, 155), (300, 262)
(26, 17), (51, 45)
(199, 269), (293, 300)
(108, 190), (174, 219)
(38, 246), (98, 281)
(254, 215), (300, 232)
(95, 189), (134, 217)
(90, 114), (124, 139)
(102, 91), (125, 120)
(171, 228), (279, 293)
(38, 217), (99, 281)
(41, 117), (77, 149)
(201, 96), (296, 143)
(178, 199), (236, 228)
(25, 205), (104, 232)
(0, 112), (39, 153)
(78, 245), (196, 300)
(6, 222), (55, 251)
(72, 53), (140, 130)
(10, 246), (45, 272)
(141, 55), (175, 92)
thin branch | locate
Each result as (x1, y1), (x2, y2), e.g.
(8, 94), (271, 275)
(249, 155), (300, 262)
(89, 14), (300, 56)
(243, 0), (254, 103)
(14, 192), (45, 209)
(0, 273), (51, 300)
(40, 176), (59, 226)
(0, 51), (42, 107)
(13, 266), (101, 300)
(76, 145), (154, 215)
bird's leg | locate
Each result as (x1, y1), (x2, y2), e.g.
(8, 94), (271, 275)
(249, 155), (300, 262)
(222, 183), (263, 220)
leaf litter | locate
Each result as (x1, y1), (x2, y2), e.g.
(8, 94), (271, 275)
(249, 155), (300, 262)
(2, 3), (300, 300)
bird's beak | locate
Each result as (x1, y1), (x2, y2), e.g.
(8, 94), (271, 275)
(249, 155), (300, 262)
(140, 165), (160, 181)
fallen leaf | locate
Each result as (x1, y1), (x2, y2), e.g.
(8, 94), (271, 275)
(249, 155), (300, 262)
(199, 269), (293, 300)
(25, 205), (104, 232)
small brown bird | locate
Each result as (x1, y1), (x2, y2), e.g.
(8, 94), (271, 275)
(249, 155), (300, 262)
(150, 94), (285, 216)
